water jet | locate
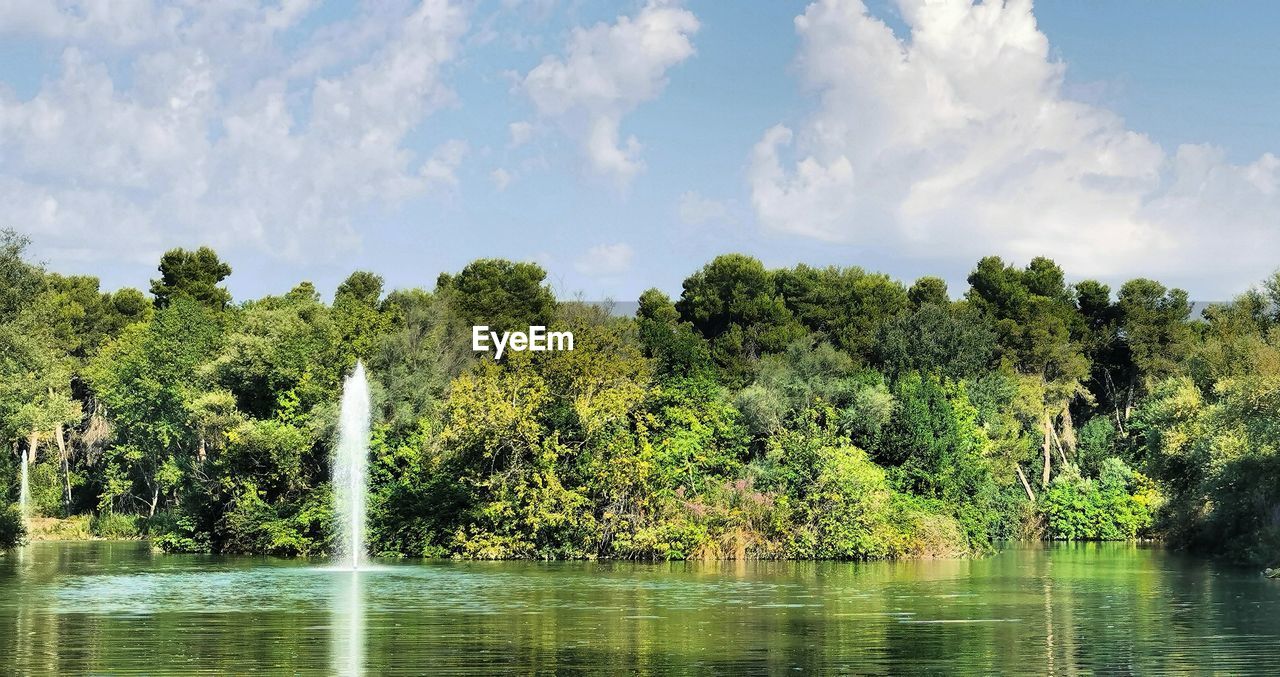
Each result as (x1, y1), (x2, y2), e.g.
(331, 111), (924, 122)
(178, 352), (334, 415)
(19, 451), (30, 531)
(333, 361), (370, 571)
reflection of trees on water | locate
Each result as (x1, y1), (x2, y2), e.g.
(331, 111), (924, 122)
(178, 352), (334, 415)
(2, 543), (1279, 673)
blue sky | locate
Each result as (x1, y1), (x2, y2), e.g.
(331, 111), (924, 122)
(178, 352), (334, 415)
(3, 0), (1279, 303)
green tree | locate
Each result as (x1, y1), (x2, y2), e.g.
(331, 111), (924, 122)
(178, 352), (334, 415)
(332, 271), (391, 366)
(967, 256), (1090, 488)
(0, 229), (43, 322)
(775, 263), (908, 361)
(436, 259), (556, 335)
(636, 288), (714, 379)
(88, 297), (224, 516)
(875, 302), (996, 380)
(676, 254), (802, 384)
(907, 276), (949, 309)
(215, 285), (340, 420)
(1117, 279), (1191, 395)
(149, 247), (233, 310)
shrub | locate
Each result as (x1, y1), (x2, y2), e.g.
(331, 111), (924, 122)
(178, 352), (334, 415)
(0, 504), (24, 549)
(1042, 459), (1157, 541)
(90, 512), (142, 539)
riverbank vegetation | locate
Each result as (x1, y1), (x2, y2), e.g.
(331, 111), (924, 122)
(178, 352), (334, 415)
(2, 229), (1277, 564)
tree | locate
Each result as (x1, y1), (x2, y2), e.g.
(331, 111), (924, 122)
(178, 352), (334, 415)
(908, 276), (949, 309)
(335, 271), (384, 307)
(215, 285), (340, 420)
(88, 297), (224, 516)
(372, 288), (466, 430)
(875, 302), (996, 380)
(967, 256), (1090, 488)
(150, 247), (233, 310)
(636, 288), (714, 379)
(0, 229), (44, 322)
(775, 263), (908, 361)
(332, 271), (391, 365)
(436, 259), (556, 335)
(1117, 279), (1191, 395)
(0, 238), (85, 516)
(676, 254), (802, 384)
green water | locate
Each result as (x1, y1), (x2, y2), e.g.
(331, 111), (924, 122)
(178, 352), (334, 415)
(1, 542), (1277, 675)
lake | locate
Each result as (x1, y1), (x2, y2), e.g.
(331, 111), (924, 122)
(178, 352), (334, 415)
(2, 541), (1277, 674)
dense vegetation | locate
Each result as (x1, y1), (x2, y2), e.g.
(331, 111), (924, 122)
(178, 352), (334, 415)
(2, 230), (1277, 565)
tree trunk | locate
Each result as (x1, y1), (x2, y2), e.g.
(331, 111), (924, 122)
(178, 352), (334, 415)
(55, 422), (72, 515)
(1041, 412), (1053, 488)
(1016, 465), (1036, 502)
(1059, 405), (1077, 457)
(1049, 421), (1069, 467)
(26, 430), (38, 464)
(149, 486), (160, 517)
(198, 436), (207, 464)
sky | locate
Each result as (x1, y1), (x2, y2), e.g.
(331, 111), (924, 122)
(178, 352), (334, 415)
(2, 0), (1280, 304)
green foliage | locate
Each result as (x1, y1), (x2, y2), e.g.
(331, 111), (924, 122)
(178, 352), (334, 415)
(775, 264), (907, 361)
(676, 254), (803, 384)
(908, 276), (949, 309)
(8, 241), (1277, 566)
(215, 288), (339, 418)
(29, 458), (71, 517)
(758, 414), (970, 559)
(149, 247), (233, 310)
(0, 504), (23, 549)
(1041, 459), (1157, 541)
(333, 271), (391, 365)
(436, 259), (556, 335)
(1130, 307), (1280, 564)
(876, 302), (996, 380)
(91, 512), (142, 538)
(87, 296), (224, 515)
(1076, 416), (1117, 476)
(637, 288), (714, 379)
(0, 229), (44, 323)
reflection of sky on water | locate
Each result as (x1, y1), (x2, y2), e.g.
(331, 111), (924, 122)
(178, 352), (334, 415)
(50, 562), (855, 617)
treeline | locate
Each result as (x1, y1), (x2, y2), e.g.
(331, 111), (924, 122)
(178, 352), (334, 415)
(1, 230), (1277, 565)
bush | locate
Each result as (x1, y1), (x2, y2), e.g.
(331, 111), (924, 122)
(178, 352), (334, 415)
(1076, 416), (1118, 477)
(0, 504), (24, 549)
(149, 511), (213, 553)
(1042, 459), (1157, 541)
(29, 459), (67, 517)
(90, 512), (142, 539)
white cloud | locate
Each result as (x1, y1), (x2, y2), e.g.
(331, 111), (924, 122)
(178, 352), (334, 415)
(574, 242), (634, 276)
(519, 0), (698, 185)
(678, 191), (729, 225)
(508, 120), (534, 147)
(0, 0), (468, 265)
(0, 0), (183, 47)
(750, 0), (1280, 294)
(490, 167), (513, 190)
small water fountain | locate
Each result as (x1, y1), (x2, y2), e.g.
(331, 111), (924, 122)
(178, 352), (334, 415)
(333, 361), (371, 571)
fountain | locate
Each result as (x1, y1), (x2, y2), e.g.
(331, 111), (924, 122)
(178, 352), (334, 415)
(333, 361), (371, 571)
(19, 451), (30, 529)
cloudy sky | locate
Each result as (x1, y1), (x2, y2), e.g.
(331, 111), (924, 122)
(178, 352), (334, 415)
(3, 0), (1279, 302)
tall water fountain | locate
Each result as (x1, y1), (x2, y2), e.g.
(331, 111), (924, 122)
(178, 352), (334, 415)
(18, 451), (30, 529)
(333, 361), (371, 570)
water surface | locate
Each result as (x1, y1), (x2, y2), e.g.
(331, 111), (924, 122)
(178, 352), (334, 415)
(2, 542), (1277, 674)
